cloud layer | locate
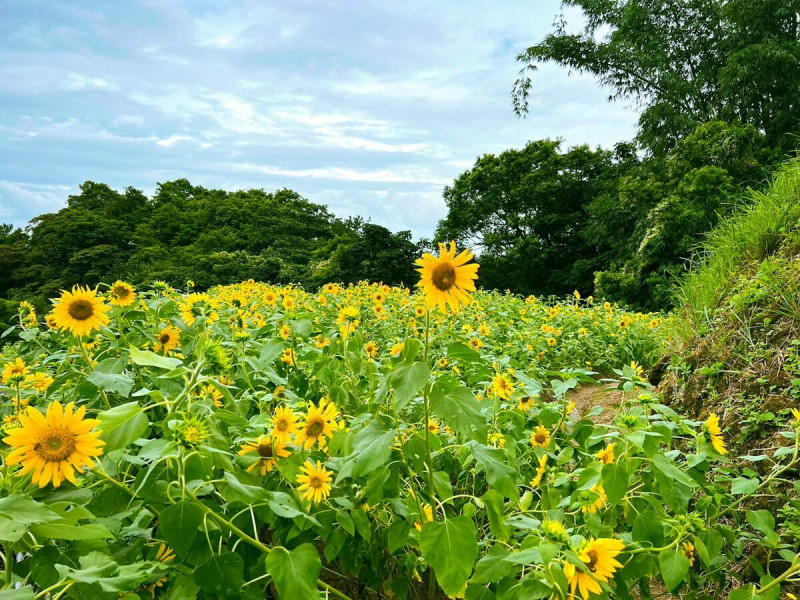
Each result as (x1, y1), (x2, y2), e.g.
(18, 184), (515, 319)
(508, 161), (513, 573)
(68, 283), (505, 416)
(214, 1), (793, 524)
(0, 0), (637, 237)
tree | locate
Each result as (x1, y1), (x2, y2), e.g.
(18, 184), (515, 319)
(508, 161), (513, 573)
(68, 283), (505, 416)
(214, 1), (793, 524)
(435, 140), (629, 296)
(513, 0), (800, 155)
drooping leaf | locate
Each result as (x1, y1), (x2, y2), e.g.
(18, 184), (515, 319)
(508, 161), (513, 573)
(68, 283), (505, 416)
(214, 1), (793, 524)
(98, 401), (150, 452)
(193, 552), (244, 598)
(420, 516), (478, 597)
(159, 501), (203, 555)
(265, 544), (322, 600)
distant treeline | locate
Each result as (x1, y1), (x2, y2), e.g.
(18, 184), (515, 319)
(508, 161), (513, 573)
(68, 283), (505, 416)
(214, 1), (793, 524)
(0, 181), (424, 328)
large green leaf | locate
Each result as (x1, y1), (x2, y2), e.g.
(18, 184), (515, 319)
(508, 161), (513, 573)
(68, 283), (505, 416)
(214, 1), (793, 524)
(159, 501), (203, 555)
(468, 442), (518, 498)
(31, 523), (112, 540)
(129, 346), (183, 370)
(0, 588), (35, 599)
(420, 516), (478, 597)
(388, 361), (430, 410)
(86, 371), (134, 397)
(55, 552), (164, 593)
(0, 494), (60, 525)
(98, 401), (149, 452)
(265, 544), (322, 600)
(337, 420), (397, 481)
(659, 548), (690, 591)
(601, 461), (630, 505)
(193, 552), (244, 598)
(481, 489), (509, 541)
(429, 376), (488, 441)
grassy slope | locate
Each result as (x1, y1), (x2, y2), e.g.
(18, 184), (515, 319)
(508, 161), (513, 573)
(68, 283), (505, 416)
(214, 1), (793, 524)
(662, 160), (800, 444)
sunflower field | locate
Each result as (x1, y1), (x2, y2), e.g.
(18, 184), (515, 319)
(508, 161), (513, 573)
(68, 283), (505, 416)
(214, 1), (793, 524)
(0, 244), (798, 600)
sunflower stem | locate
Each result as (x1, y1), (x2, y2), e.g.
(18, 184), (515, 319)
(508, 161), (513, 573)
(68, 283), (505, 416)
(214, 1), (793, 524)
(422, 309), (436, 516)
(3, 542), (11, 588)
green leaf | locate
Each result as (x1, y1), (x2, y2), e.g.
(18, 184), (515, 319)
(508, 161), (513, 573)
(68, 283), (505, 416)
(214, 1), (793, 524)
(731, 477), (759, 495)
(159, 501), (203, 555)
(388, 361), (430, 410)
(747, 510), (780, 545)
(265, 544), (322, 600)
(728, 584), (759, 600)
(193, 552), (244, 598)
(98, 401), (149, 452)
(472, 545), (514, 584)
(0, 518), (28, 542)
(129, 346), (182, 370)
(0, 494), (60, 525)
(420, 516), (478, 597)
(86, 371), (134, 397)
(337, 420), (397, 481)
(55, 552), (164, 593)
(0, 588), (35, 600)
(31, 523), (112, 540)
(429, 377), (488, 441)
(469, 442), (518, 498)
(447, 342), (481, 362)
(659, 548), (690, 591)
(481, 489), (509, 541)
(601, 461), (630, 505)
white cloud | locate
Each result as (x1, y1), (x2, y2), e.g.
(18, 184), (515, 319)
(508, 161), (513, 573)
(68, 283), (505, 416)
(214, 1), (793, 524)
(60, 73), (118, 91)
(156, 134), (193, 147)
(231, 163), (450, 185)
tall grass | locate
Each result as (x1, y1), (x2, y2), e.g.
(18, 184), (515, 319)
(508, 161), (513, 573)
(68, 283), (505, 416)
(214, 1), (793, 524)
(676, 160), (800, 335)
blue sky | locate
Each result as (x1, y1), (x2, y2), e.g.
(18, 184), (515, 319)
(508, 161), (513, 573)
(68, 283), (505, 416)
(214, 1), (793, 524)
(0, 0), (637, 238)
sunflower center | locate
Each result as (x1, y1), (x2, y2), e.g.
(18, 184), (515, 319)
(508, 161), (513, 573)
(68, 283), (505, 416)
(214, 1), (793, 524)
(309, 475), (322, 488)
(431, 263), (456, 291)
(114, 286), (131, 299)
(256, 442), (274, 458)
(307, 418), (325, 436)
(535, 431), (547, 443)
(159, 333), (172, 344)
(585, 550), (598, 572)
(276, 419), (288, 432)
(35, 428), (76, 462)
(67, 299), (94, 321)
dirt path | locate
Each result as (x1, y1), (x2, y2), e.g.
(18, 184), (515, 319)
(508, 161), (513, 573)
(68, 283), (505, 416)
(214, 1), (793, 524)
(569, 382), (626, 424)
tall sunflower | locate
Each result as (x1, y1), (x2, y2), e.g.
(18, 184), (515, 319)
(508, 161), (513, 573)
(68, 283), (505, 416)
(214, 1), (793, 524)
(154, 326), (181, 354)
(294, 399), (340, 449)
(270, 406), (300, 444)
(3, 400), (104, 487)
(704, 414), (727, 455)
(563, 538), (625, 600)
(296, 460), (333, 503)
(51, 286), (110, 337)
(415, 242), (479, 313)
(238, 435), (290, 475)
(2, 358), (29, 385)
(109, 280), (136, 307)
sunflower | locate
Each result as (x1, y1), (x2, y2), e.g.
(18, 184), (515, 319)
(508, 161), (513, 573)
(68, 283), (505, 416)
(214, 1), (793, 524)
(415, 242), (479, 313)
(154, 326), (181, 354)
(294, 399), (339, 449)
(518, 396), (534, 411)
(51, 285), (110, 337)
(530, 425), (551, 448)
(146, 543), (176, 596)
(2, 358), (29, 385)
(390, 342), (405, 357)
(3, 400), (104, 488)
(239, 435), (291, 475)
(179, 293), (218, 326)
(530, 453), (548, 488)
(23, 372), (54, 393)
(704, 414), (727, 455)
(109, 280), (136, 307)
(595, 443), (615, 465)
(563, 538), (625, 600)
(296, 460), (333, 503)
(682, 541), (695, 567)
(414, 504), (434, 531)
(364, 341), (379, 358)
(581, 484), (607, 514)
(468, 337), (484, 350)
(490, 374), (515, 400)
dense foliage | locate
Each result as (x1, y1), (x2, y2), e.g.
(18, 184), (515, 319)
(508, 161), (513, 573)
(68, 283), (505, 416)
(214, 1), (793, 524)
(437, 120), (776, 308)
(0, 181), (421, 330)
(0, 276), (798, 599)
